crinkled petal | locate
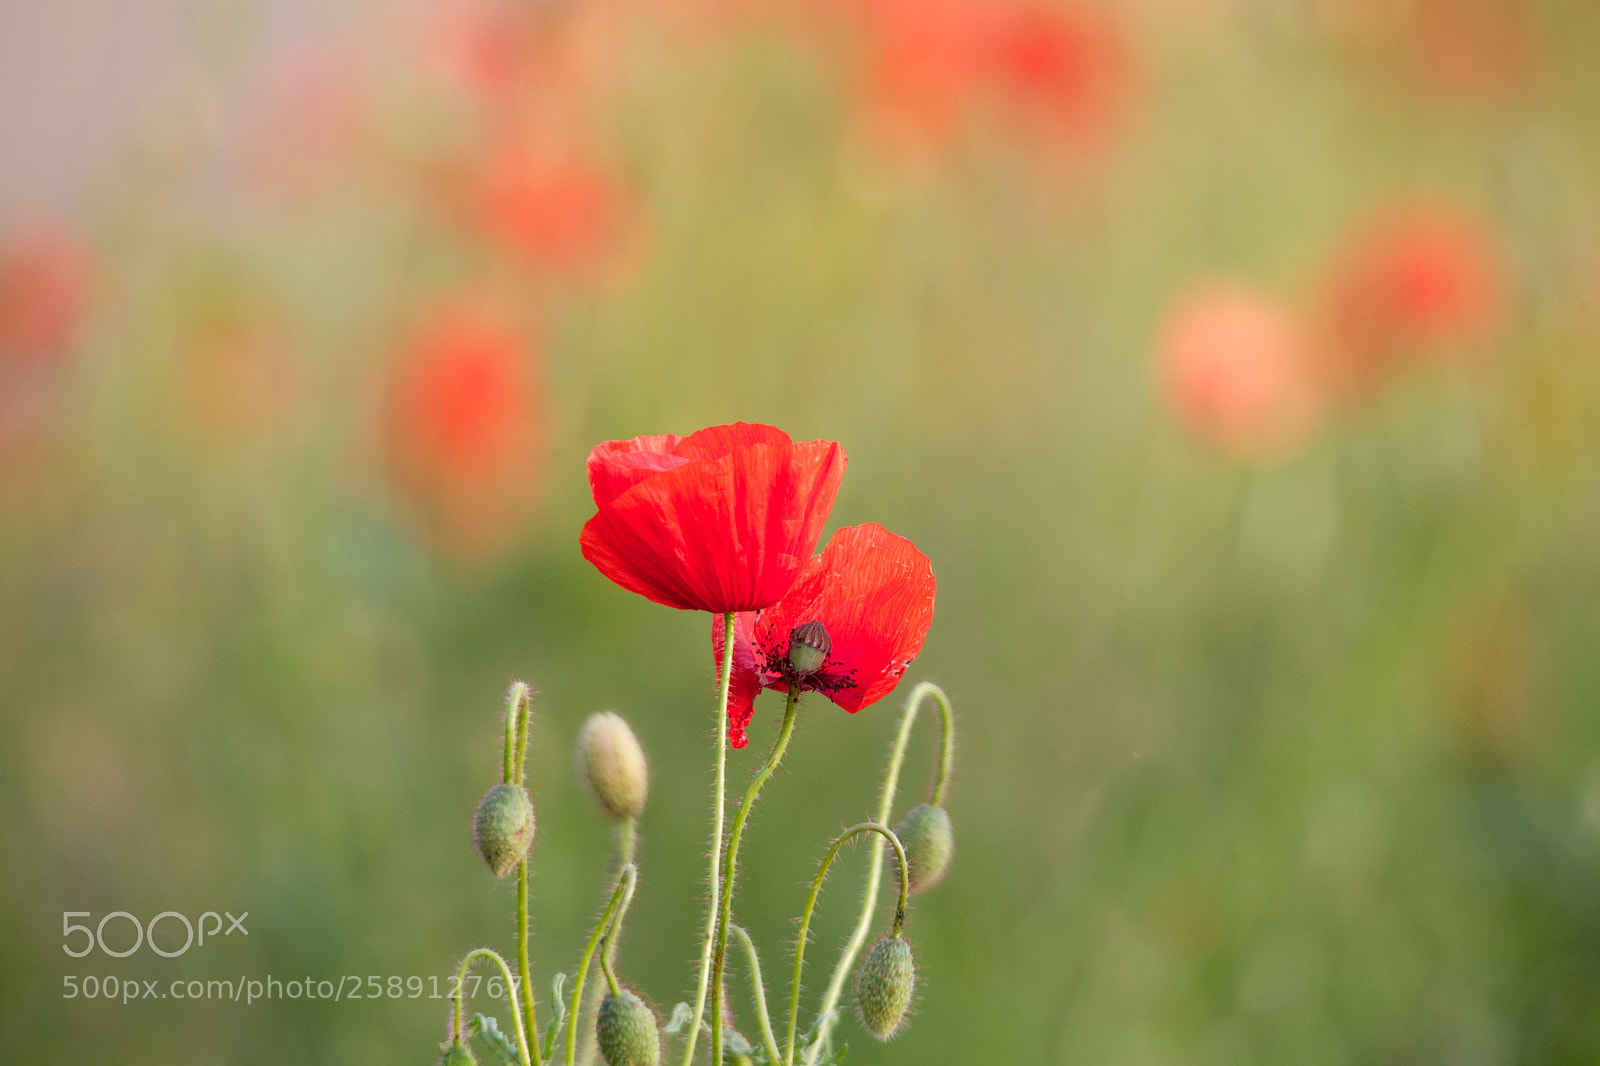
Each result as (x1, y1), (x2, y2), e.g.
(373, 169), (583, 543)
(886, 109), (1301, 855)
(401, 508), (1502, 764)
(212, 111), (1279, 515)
(754, 523), (935, 713)
(712, 612), (767, 748)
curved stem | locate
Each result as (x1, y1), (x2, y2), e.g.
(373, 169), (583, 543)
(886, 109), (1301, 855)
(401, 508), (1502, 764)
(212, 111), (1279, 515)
(567, 864), (637, 1066)
(712, 684), (801, 1066)
(730, 924), (782, 1066)
(681, 613), (737, 1066)
(453, 948), (533, 1066)
(785, 823), (910, 1066)
(508, 683), (541, 1064)
(802, 682), (951, 1065)
(598, 944), (622, 997)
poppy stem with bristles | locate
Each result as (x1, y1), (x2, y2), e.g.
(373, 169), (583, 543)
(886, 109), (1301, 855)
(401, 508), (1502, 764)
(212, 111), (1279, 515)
(800, 682), (952, 1065)
(567, 864), (637, 1066)
(711, 683), (801, 1066)
(453, 947), (533, 1066)
(785, 823), (911, 1066)
(681, 613), (738, 1066)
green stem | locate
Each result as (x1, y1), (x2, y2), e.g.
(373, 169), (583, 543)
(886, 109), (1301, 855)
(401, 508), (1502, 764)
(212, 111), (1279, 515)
(453, 948), (533, 1066)
(730, 924), (782, 1066)
(598, 946), (622, 997)
(785, 824), (911, 1066)
(680, 613), (737, 1066)
(801, 682), (951, 1066)
(519, 860), (542, 1066)
(712, 684), (801, 1066)
(509, 683), (541, 1065)
(567, 864), (637, 1066)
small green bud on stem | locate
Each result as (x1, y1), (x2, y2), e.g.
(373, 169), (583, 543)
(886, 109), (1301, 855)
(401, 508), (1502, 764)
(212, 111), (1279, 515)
(894, 803), (954, 894)
(473, 783), (535, 878)
(788, 620), (830, 678)
(576, 711), (649, 819)
(598, 989), (660, 1066)
(440, 1041), (478, 1066)
(855, 936), (916, 1041)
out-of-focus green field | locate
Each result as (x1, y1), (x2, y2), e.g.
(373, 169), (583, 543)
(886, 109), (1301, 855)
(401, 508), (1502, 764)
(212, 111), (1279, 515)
(4, 0), (1600, 1062)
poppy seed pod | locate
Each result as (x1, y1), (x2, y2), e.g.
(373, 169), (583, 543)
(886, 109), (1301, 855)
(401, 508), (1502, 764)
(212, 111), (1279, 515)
(440, 1041), (478, 1066)
(788, 620), (831, 677)
(473, 784), (535, 877)
(575, 712), (649, 819)
(894, 803), (954, 894)
(597, 989), (660, 1066)
(855, 936), (916, 1040)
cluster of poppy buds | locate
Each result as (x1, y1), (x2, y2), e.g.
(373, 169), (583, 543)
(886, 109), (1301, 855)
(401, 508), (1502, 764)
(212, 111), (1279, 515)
(436, 424), (957, 1066)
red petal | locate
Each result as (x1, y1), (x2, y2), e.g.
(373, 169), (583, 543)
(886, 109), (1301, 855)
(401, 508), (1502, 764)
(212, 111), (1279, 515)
(755, 523), (935, 712)
(581, 431), (846, 612)
(712, 612), (767, 748)
(586, 434), (687, 504)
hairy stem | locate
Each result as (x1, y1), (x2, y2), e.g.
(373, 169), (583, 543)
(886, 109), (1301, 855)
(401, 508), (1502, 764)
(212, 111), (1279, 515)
(712, 685), (801, 1066)
(453, 947), (533, 1066)
(567, 865), (637, 1066)
(802, 682), (951, 1065)
(730, 924), (782, 1066)
(785, 824), (911, 1066)
(680, 613), (737, 1066)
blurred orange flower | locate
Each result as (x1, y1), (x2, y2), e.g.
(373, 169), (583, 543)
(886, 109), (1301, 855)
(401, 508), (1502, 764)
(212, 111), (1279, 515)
(384, 298), (548, 556)
(1319, 201), (1509, 391)
(1157, 282), (1320, 462)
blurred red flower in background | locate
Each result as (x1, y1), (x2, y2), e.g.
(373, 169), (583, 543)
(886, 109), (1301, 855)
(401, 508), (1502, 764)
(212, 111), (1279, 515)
(466, 143), (632, 279)
(0, 226), (92, 370)
(385, 298), (547, 556)
(1157, 282), (1321, 462)
(853, 0), (994, 155)
(580, 423), (846, 613)
(985, 3), (1133, 156)
(712, 522), (935, 748)
(1319, 202), (1508, 391)
(847, 0), (1133, 162)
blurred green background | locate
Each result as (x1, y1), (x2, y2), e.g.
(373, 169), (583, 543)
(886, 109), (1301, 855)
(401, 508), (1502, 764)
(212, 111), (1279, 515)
(4, 0), (1600, 1062)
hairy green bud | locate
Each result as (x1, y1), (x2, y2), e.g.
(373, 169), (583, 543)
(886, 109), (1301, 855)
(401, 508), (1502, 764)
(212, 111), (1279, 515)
(894, 803), (954, 894)
(855, 936), (915, 1041)
(597, 989), (660, 1066)
(788, 620), (831, 678)
(473, 784), (535, 878)
(575, 712), (649, 819)
(440, 1041), (478, 1066)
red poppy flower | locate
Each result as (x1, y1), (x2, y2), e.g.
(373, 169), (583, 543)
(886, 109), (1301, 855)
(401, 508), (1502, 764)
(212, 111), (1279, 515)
(468, 145), (631, 278)
(385, 297), (547, 555)
(984, 3), (1133, 155)
(0, 225), (92, 369)
(711, 523), (936, 748)
(1319, 201), (1508, 390)
(581, 423), (846, 613)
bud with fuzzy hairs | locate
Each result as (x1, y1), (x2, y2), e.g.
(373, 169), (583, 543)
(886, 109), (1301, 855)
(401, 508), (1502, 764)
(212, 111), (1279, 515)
(893, 803), (953, 893)
(597, 988), (660, 1066)
(439, 1041), (478, 1066)
(575, 711), (649, 819)
(855, 936), (916, 1040)
(473, 783), (535, 877)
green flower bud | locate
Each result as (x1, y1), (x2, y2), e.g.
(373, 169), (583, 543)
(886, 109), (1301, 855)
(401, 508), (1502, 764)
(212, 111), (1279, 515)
(575, 712), (649, 819)
(894, 803), (954, 894)
(597, 989), (660, 1066)
(473, 783), (535, 878)
(788, 620), (831, 677)
(855, 936), (916, 1041)
(440, 1041), (478, 1066)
